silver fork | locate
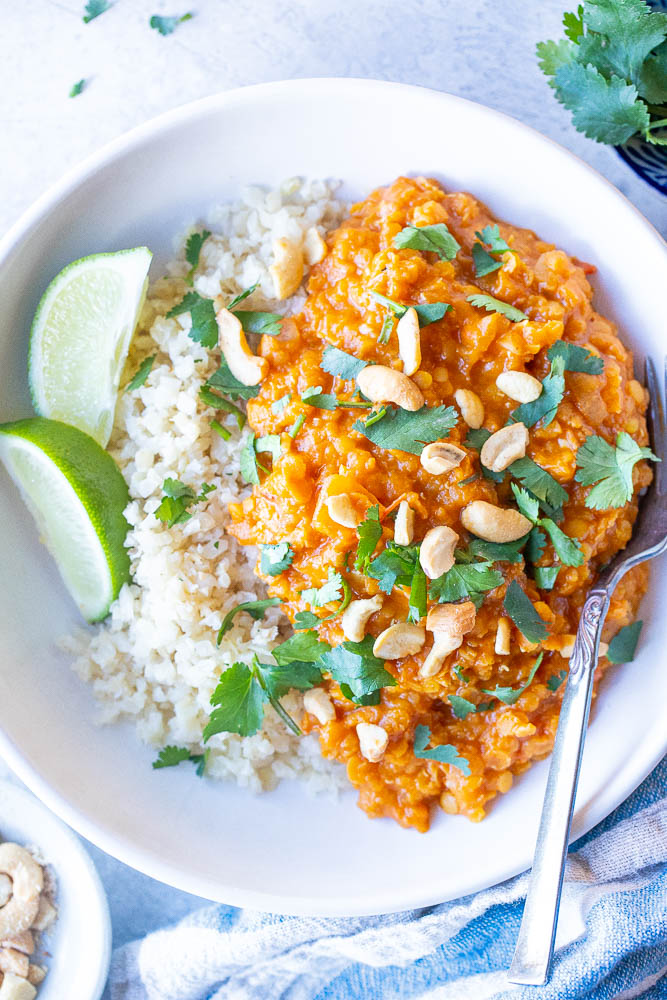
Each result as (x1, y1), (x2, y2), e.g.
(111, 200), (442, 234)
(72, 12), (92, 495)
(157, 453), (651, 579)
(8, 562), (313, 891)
(508, 357), (667, 986)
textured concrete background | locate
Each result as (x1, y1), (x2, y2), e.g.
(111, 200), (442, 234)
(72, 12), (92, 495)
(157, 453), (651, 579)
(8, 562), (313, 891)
(2, 0), (666, 958)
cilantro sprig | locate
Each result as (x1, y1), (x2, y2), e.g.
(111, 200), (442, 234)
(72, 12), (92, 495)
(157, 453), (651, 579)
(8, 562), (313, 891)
(153, 745), (208, 777)
(413, 725), (471, 774)
(547, 340), (604, 374)
(320, 636), (396, 704)
(125, 355), (156, 392)
(472, 224), (516, 277)
(393, 223), (461, 261)
(502, 581), (549, 643)
(510, 356), (565, 428)
(575, 432), (659, 509)
(370, 292), (451, 327)
(155, 478), (215, 528)
(429, 551), (503, 606)
(467, 294), (527, 323)
(355, 505), (383, 572)
(353, 404), (458, 455)
(169, 283), (283, 351)
(184, 229), (211, 285)
(512, 483), (584, 567)
(482, 651), (544, 704)
(607, 620), (643, 663)
(260, 542), (294, 576)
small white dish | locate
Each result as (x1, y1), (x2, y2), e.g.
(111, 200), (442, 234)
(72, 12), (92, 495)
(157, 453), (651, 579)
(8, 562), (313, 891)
(0, 780), (111, 1000)
(0, 78), (665, 916)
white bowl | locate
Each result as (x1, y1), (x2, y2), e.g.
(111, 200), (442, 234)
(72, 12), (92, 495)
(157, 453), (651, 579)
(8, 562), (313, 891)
(0, 79), (665, 917)
(0, 780), (110, 999)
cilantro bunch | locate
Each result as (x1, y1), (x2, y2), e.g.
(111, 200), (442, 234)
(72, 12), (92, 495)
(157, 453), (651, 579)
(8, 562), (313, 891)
(538, 0), (667, 147)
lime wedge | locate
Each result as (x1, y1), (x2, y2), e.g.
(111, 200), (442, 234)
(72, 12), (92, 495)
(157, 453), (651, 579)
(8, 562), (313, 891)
(29, 247), (152, 447)
(0, 417), (131, 622)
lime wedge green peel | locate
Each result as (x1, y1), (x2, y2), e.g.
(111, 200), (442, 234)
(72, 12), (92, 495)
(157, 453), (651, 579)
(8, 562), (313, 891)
(29, 247), (152, 447)
(0, 417), (131, 622)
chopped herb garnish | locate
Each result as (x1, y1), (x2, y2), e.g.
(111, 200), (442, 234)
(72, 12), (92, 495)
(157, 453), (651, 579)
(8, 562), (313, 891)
(210, 419), (230, 440)
(525, 525), (547, 563)
(83, 0), (111, 21)
(272, 394), (291, 415)
(293, 611), (321, 630)
(256, 434), (281, 463)
(199, 386), (245, 428)
(467, 293), (528, 323)
(353, 404), (458, 455)
(547, 669), (568, 692)
(167, 291), (218, 348)
(448, 695), (477, 720)
(533, 565), (560, 590)
(355, 504), (383, 572)
(575, 432), (659, 509)
(302, 568), (344, 609)
(184, 229), (211, 285)
(606, 620), (643, 664)
(69, 79), (86, 98)
(155, 478), (215, 528)
(502, 580), (549, 643)
(320, 346), (368, 380)
(547, 340), (604, 374)
(408, 558), (428, 623)
(472, 224), (516, 277)
(260, 541), (293, 576)
(149, 12), (193, 35)
(512, 483), (582, 568)
(429, 556), (503, 605)
(288, 414), (305, 438)
(540, 517), (584, 566)
(227, 283), (259, 309)
(153, 745), (208, 776)
(509, 457), (569, 510)
(216, 597), (281, 644)
(368, 541), (420, 594)
(205, 359), (259, 401)
(469, 537), (527, 564)
(233, 310), (283, 337)
(204, 661), (266, 738)
(320, 636), (396, 704)
(301, 385), (371, 411)
(413, 725), (471, 774)
(240, 433), (260, 485)
(394, 223), (461, 262)
(370, 291), (451, 327)
(378, 312), (395, 344)
(482, 652), (544, 705)
(125, 354), (156, 392)
(511, 356), (565, 428)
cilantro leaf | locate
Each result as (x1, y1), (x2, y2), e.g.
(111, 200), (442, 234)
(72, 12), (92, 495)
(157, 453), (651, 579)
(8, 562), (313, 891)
(413, 725), (471, 774)
(69, 79), (86, 98)
(83, 0), (111, 21)
(301, 386), (338, 410)
(368, 541), (419, 594)
(408, 558), (428, 623)
(472, 244), (503, 278)
(153, 745), (208, 776)
(199, 386), (246, 428)
(256, 434), (281, 463)
(204, 662), (265, 739)
(260, 542), (293, 576)
(321, 346), (368, 380)
(540, 518), (584, 566)
(575, 432), (659, 509)
(525, 526), (547, 563)
(184, 229), (211, 284)
(547, 340), (604, 374)
(511, 356), (565, 428)
(469, 537), (527, 564)
(216, 597), (281, 643)
(582, 0), (667, 87)
(393, 223), (461, 261)
(233, 310), (283, 337)
(226, 283), (259, 310)
(511, 483), (540, 523)
(320, 636), (396, 703)
(149, 12), (193, 35)
(355, 505), (382, 572)
(537, 38), (577, 79)
(606, 620), (643, 664)
(464, 427), (491, 450)
(503, 581), (549, 643)
(533, 566), (560, 590)
(472, 224), (515, 277)
(563, 5), (584, 43)
(206, 359), (259, 400)
(429, 560), (503, 604)
(240, 433), (260, 486)
(155, 478), (215, 528)
(448, 695), (477, 720)
(256, 657), (322, 702)
(125, 354), (156, 392)
(509, 457), (569, 509)
(353, 404), (458, 455)
(547, 668), (568, 692)
(302, 568), (343, 608)
(294, 611), (321, 630)
(638, 41), (667, 102)
(510, 485), (583, 567)
(483, 652), (543, 705)
(167, 291), (218, 348)
(467, 294), (527, 323)
(553, 62), (650, 145)
(272, 630), (331, 665)
(272, 394), (291, 415)
(370, 292), (451, 328)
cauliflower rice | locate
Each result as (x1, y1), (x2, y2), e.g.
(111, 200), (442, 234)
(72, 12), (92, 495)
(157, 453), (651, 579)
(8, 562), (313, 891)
(61, 178), (349, 793)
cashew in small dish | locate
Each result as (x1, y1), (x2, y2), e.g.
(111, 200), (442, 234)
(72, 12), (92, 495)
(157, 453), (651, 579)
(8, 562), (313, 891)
(270, 237), (304, 299)
(0, 972), (37, 1000)
(454, 389), (484, 429)
(0, 845), (43, 939)
(419, 525), (459, 579)
(495, 617), (511, 655)
(420, 601), (477, 678)
(1, 933), (33, 957)
(356, 365), (424, 412)
(303, 227), (327, 266)
(215, 307), (268, 387)
(461, 500), (532, 543)
(480, 422), (529, 473)
(326, 492), (372, 528)
(496, 371), (543, 403)
(397, 307), (421, 376)
(342, 595), (384, 642)
(303, 688), (336, 725)
(356, 723), (388, 762)
(373, 623), (426, 659)
(394, 500), (415, 546)
(0, 948), (29, 979)
(420, 441), (466, 475)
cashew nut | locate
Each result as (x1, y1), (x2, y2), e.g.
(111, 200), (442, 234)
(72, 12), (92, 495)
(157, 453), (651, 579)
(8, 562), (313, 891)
(454, 389), (484, 429)
(0, 878), (11, 910)
(480, 422), (529, 472)
(420, 634), (464, 678)
(215, 307), (267, 387)
(461, 500), (532, 543)
(559, 636), (609, 659)
(270, 237), (304, 299)
(397, 307), (421, 376)
(394, 500), (415, 546)
(0, 973), (37, 1000)
(373, 623), (426, 659)
(303, 687), (336, 725)
(0, 846), (43, 939)
(1, 933), (33, 957)
(27, 966), (46, 987)
(356, 365), (424, 412)
(420, 601), (476, 678)
(496, 371), (543, 404)
(342, 595), (384, 642)
(420, 441), (467, 475)
(326, 492), (372, 528)
(356, 723), (388, 762)
(0, 948), (29, 979)
(419, 525), (459, 579)
(303, 227), (327, 266)
(30, 897), (56, 933)
(495, 617), (511, 655)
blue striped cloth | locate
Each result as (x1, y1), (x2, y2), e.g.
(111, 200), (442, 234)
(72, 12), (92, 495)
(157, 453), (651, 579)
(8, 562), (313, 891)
(108, 756), (666, 999)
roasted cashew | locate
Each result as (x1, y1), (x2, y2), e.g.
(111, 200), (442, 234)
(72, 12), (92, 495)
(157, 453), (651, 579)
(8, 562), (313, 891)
(394, 500), (415, 545)
(461, 500), (532, 543)
(341, 595), (384, 642)
(356, 365), (424, 412)
(480, 422), (529, 472)
(356, 723), (388, 762)
(454, 389), (484, 429)
(215, 307), (267, 386)
(303, 227), (327, 266)
(373, 623), (425, 659)
(397, 307), (421, 376)
(419, 525), (459, 579)
(303, 688), (336, 725)
(496, 371), (543, 403)
(420, 601), (476, 678)
(420, 441), (467, 475)
(0, 845), (43, 939)
(270, 237), (304, 299)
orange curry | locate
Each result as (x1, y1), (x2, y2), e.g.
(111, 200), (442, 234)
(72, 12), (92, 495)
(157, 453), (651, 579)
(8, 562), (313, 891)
(228, 177), (651, 831)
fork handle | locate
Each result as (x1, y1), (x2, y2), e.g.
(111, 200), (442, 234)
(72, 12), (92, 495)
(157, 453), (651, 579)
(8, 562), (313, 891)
(507, 588), (610, 985)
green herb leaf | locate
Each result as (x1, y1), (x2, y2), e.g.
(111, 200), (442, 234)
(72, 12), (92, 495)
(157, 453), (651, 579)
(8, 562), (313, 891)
(149, 12), (193, 35)
(503, 580), (549, 643)
(83, 0), (111, 21)
(302, 568), (343, 608)
(533, 565), (560, 590)
(233, 310), (283, 337)
(575, 432), (659, 509)
(525, 526), (547, 563)
(184, 229), (211, 284)
(413, 725), (471, 774)
(321, 346), (368, 380)
(511, 356), (566, 429)
(464, 427), (491, 450)
(288, 414), (305, 439)
(355, 505), (383, 572)
(216, 598), (281, 643)
(370, 292), (451, 328)
(511, 483), (541, 523)
(448, 695), (477, 720)
(394, 224), (461, 261)
(69, 79), (86, 98)
(368, 541), (419, 594)
(153, 745), (208, 776)
(240, 433), (260, 485)
(256, 434), (281, 463)
(320, 636), (396, 703)
(509, 457), (569, 509)
(540, 518), (584, 566)
(472, 244), (503, 277)
(167, 291), (218, 348)
(260, 542), (293, 576)
(226, 283), (259, 310)
(210, 419), (230, 441)
(467, 294), (527, 323)
(547, 668), (568, 692)
(537, 38), (577, 79)
(563, 4), (584, 43)
(472, 224), (515, 277)
(272, 630), (331, 665)
(155, 478), (215, 528)
(547, 340), (604, 374)
(553, 62), (650, 145)
(199, 386), (245, 428)
(408, 558), (428, 623)
(125, 355), (156, 392)
(294, 611), (321, 630)
(204, 662), (264, 739)
(353, 404), (458, 455)
(206, 359), (259, 401)
(606, 620), (643, 664)
(272, 394), (291, 415)
(301, 386), (338, 410)
(469, 537), (527, 564)
(429, 560), (503, 604)
(482, 652), (543, 705)
(581, 0), (667, 87)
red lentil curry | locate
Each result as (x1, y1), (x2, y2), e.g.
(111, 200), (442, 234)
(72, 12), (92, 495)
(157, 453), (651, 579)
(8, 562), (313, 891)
(228, 177), (652, 832)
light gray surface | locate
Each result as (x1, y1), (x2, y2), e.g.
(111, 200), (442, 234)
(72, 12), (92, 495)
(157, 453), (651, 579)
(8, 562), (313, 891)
(1, 0), (666, 959)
